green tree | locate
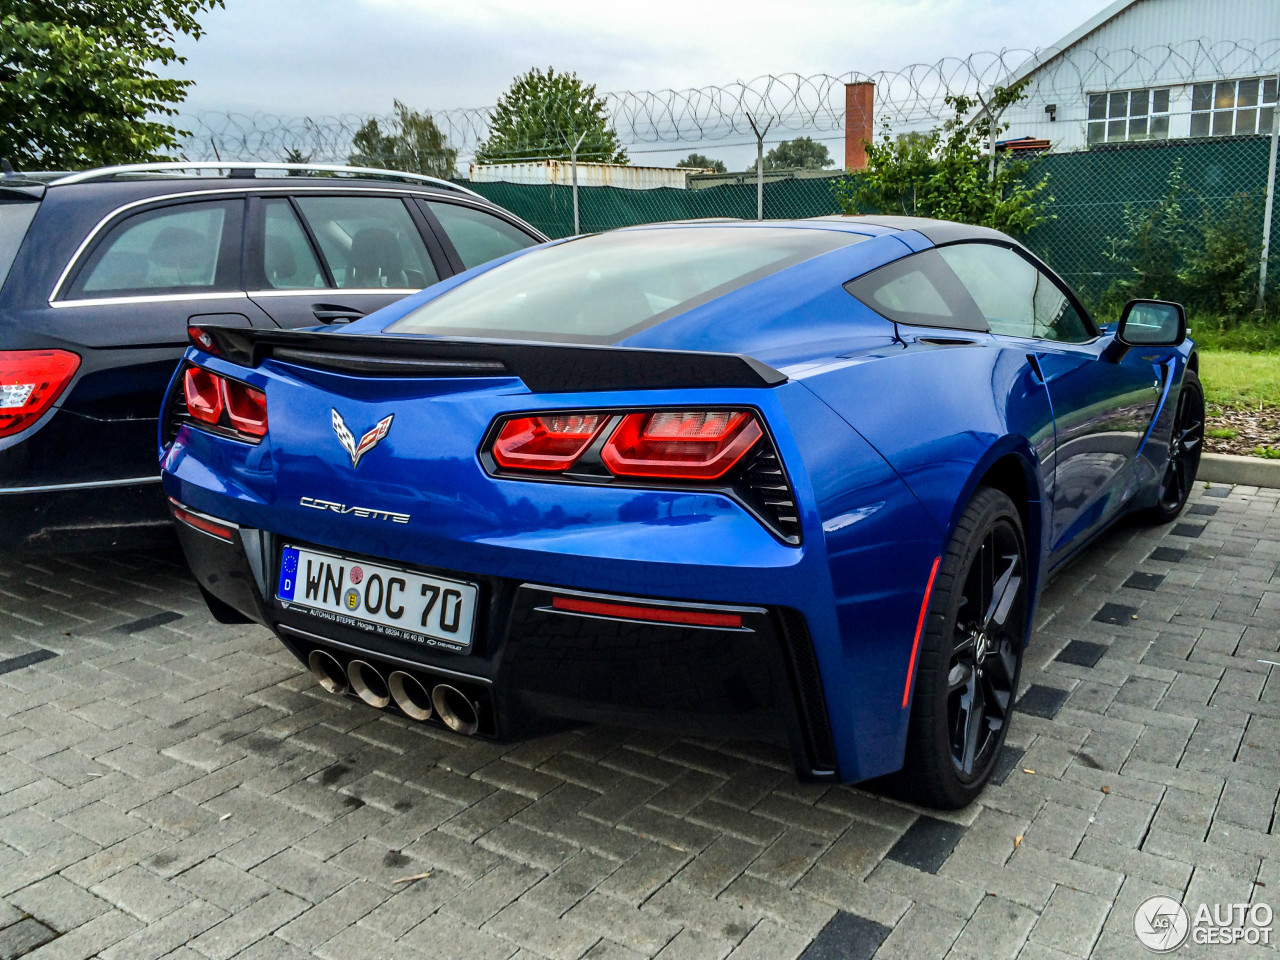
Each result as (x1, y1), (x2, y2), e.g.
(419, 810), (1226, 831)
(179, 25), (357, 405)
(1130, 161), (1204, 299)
(0, 0), (224, 169)
(833, 81), (1052, 237)
(676, 153), (726, 173)
(761, 136), (832, 171)
(476, 67), (627, 165)
(348, 101), (458, 179)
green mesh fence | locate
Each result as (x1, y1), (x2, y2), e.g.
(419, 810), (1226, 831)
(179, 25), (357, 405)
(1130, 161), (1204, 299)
(465, 136), (1278, 311)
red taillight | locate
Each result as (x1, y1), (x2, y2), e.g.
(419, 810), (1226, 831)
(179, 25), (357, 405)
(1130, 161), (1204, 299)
(492, 413), (608, 471)
(183, 367), (223, 424)
(169, 499), (236, 541)
(0, 349), (81, 438)
(179, 366), (267, 441)
(601, 410), (762, 480)
(223, 379), (267, 437)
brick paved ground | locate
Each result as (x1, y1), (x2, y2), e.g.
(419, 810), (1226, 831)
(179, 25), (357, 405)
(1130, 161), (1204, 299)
(0, 482), (1276, 960)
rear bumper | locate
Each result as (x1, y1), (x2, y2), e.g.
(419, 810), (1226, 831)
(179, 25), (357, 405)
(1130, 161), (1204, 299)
(172, 502), (839, 780)
(0, 478), (172, 556)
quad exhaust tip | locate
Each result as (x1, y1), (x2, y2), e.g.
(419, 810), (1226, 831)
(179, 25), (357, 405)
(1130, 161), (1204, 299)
(432, 684), (480, 735)
(388, 671), (433, 721)
(307, 649), (349, 696)
(347, 659), (391, 709)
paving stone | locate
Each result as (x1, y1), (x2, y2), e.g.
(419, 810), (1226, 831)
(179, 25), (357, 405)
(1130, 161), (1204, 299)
(7, 875), (110, 934)
(1056, 640), (1109, 667)
(944, 895), (1037, 960)
(883, 816), (966, 874)
(1028, 885), (1111, 956)
(796, 910), (889, 960)
(0, 918), (58, 959)
(1017, 685), (1071, 719)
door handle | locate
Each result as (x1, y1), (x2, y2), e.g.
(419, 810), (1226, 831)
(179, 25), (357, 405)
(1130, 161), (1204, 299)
(312, 304), (364, 324)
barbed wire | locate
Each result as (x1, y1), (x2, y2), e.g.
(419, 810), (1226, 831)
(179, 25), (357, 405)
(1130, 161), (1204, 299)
(178, 39), (1280, 167)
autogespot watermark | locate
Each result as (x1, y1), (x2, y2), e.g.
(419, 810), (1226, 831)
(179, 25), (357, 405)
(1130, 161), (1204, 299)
(1134, 895), (1273, 952)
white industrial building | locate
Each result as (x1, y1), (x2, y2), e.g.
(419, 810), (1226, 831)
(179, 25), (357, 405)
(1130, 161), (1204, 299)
(997, 0), (1280, 152)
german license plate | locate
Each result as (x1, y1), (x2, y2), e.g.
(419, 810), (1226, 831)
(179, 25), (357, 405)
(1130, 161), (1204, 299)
(276, 545), (477, 653)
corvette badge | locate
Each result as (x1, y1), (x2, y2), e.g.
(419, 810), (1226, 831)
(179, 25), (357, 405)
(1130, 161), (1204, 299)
(332, 409), (393, 469)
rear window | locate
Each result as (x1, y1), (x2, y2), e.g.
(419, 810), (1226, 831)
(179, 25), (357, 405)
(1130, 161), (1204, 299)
(386, 226), (863, 343)
(0, 200), (38, 292)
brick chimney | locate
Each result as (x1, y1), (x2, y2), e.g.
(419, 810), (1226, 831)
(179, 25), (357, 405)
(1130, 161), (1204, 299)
(844, 81), (875, 171)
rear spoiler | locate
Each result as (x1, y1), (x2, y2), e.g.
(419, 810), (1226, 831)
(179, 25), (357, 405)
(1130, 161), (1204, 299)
(194, 326), (788, 393)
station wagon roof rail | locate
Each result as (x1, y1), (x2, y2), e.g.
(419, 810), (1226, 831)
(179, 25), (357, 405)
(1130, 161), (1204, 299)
(48, 162), (483, 198)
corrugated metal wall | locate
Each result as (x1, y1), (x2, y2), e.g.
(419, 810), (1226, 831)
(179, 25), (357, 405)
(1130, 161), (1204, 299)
(1005, 0), (1280, 150)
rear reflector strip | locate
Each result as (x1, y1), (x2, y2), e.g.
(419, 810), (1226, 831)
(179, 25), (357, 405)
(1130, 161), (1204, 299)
(902, 555), (941, 708)
(170, 500), (237, 542)
(549, 595), (744, 629)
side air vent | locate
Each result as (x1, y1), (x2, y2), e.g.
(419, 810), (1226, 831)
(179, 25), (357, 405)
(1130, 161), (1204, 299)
(162, 364), (191, 446)
(776, 607), (836, 773)
(736, 441), (802, 544)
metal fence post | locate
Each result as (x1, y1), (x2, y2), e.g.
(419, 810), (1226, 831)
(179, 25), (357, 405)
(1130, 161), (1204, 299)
(570, 132), (587, 235)
(745, 113), (773, 221)
(1259, 72), (1280, 310)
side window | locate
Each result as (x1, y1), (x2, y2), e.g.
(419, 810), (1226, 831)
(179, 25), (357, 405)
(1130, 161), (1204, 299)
(425, 202), (538, 271)
(261, 199), (325, 289)
(938, 244), (1091, 343)
(68, 200), (236, 298)
(293, 196), (438, 290)
(844, 249), (987, 331)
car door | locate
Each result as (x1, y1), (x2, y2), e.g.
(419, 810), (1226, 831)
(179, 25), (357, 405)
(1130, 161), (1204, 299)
(937, 243), (1161, 555)
(419, 199), (542, 273)
(45, 195), (276, 483)
(246, 193), (447, 328)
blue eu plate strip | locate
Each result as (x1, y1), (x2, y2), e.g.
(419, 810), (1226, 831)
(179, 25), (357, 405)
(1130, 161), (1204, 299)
(278, 546), (299, 600)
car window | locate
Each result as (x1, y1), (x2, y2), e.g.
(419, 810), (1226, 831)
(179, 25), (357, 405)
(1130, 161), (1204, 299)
(262, 199), (325, 289)
(387, 226), (863, 343)
(68, 200), (235, 298)
(938, 243), (1092, 343)
(844, 249), (987, 331)
(425, 201), (538, 270)
(0, 200), (38, 292)
(293, 196), (438, 290)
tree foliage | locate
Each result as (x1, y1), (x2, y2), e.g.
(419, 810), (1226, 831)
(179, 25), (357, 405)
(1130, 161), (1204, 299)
(1103, 161), (1266, 319)
(348, 101), (458, 179)
(476, 68), (626, 165)
(761, 137), (832, 171)
(0, 0), (224, 169)
(676, 153), (726, 173)
(833, 81), (1052, 236)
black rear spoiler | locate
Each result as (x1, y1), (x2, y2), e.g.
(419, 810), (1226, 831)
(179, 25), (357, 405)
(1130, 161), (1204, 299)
(194, 326), (787, 393)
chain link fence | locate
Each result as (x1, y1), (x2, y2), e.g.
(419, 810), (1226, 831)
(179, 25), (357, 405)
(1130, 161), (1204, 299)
(177, 42), (1280, 313)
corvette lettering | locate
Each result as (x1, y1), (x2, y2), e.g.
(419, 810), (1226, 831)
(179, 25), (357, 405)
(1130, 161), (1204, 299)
(300, 497), (410, 523)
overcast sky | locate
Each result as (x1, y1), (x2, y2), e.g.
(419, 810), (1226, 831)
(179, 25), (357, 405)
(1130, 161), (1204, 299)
(171, 0), (1114, 167)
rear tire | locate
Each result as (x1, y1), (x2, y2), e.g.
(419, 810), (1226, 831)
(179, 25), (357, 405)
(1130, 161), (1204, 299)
(1144, 369), (1204, 524)
(896, 487), (1029, 809)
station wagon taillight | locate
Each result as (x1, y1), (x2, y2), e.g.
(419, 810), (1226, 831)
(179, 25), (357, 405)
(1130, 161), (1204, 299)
(180, 366), (268, 441)
(0, 349), (81, 438)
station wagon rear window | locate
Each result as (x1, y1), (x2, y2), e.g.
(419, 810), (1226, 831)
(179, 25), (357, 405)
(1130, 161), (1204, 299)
(0, 199), (38, 292)
(386, 226), (863, 343)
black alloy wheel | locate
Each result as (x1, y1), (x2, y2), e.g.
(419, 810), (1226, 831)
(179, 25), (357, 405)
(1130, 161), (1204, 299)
(897, 487), (1029, 809)
(1150, 369), (1204, 522)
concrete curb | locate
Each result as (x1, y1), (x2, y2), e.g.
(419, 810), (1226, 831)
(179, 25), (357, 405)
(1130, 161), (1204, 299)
(1199, 452), (1280, 489)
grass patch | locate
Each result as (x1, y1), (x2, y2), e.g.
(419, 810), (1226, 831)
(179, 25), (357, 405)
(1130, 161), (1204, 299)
(1190, 319), (1280, 353)
(1206, 427), (1238, 439)
(1251, 445), (1280, 459)
(1198, 349), (1280, 408)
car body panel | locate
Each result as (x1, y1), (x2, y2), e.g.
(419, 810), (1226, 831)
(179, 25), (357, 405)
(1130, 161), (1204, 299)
(159, 216), (1195, 784)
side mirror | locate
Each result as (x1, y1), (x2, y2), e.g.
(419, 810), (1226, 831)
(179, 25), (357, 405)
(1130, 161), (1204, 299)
(1116, 299), (1186, 348)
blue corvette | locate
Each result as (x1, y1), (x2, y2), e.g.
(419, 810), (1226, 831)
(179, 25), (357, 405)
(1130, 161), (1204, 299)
(160, 216), (1201, 808)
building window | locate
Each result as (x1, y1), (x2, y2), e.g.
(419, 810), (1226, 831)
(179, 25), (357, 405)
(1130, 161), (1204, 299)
(1191, 78), (1278, 138)
(1087, 88), (1170, 144)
